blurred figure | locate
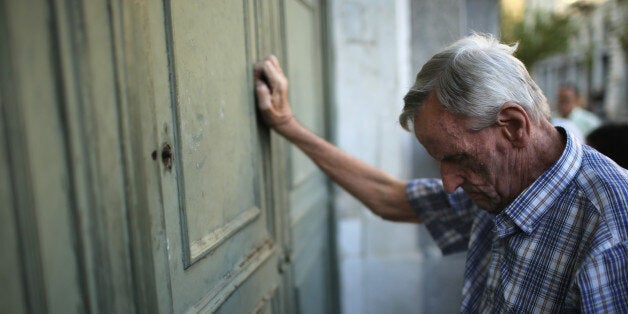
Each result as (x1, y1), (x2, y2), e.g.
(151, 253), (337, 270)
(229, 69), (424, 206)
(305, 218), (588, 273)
(557, 84), (601, 136)
(586, 123), (628, 169)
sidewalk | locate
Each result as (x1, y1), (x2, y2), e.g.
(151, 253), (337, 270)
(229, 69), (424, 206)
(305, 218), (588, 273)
(338, 219), (465, 314)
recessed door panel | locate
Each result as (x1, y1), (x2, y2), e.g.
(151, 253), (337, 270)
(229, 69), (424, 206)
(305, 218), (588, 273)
(287, 0), (325, 187)
(285, 0), (337, 313)
(169, 0), (261, 266)
(158, 1), (279, 312)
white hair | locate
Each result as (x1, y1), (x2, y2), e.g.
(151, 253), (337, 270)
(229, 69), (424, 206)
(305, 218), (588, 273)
(399, 33), (550, 131)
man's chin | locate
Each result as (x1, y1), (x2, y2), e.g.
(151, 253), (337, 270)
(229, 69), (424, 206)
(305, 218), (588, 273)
(479, 205), (503, 214)
(470, 196), (503, 214)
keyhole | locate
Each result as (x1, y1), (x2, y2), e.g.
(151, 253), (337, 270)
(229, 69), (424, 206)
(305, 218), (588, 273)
(161, 143), (173, 171)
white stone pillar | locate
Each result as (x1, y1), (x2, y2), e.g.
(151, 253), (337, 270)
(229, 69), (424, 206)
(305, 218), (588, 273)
(331, 1), (421, 313)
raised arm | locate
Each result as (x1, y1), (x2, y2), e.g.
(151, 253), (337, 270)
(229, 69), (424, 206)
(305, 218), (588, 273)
(254, 55), (419, 223)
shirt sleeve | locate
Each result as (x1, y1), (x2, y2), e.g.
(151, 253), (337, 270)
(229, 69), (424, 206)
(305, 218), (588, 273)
(406, 178), (478, 254)
(577, 242), (628, 313)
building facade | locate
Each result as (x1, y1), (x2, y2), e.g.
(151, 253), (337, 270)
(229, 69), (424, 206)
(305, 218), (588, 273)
(530, 0), (628, 122)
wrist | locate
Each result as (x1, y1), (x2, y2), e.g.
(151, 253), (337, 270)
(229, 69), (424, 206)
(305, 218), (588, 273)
(273, 115), (299, 137)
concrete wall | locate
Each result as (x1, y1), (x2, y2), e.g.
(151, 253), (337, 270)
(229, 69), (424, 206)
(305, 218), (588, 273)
(330, 0), (420, 313)
(331, 0), (416, 260)
(407, 0), (499, 312)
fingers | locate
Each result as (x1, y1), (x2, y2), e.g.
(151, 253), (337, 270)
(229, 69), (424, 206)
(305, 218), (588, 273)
(253, 55), (282, 112)
(255, 79), (271, 110)
(254, 55), (286, 93)
(268, 55), (283, 74)
(253, 62), (267, 84)
(253, 54), (293, 129)
(265, 65), (285, 92)
(254, 55), (279, 78)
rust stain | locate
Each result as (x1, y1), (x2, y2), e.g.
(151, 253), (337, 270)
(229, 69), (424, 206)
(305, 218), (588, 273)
(239, 239), (273, 268)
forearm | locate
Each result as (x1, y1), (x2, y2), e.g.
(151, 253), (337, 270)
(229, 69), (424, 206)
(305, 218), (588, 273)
(252, 55), (417, 221)
(275, 117), (420, 223)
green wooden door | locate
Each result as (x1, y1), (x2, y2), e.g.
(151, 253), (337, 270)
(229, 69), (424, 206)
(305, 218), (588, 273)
(283, 1), (338, 313)
(0, 0), (336, 313)
(1, 0), (138, 312)
(148, 0), (338, 312)
(153, 1), (282, 312)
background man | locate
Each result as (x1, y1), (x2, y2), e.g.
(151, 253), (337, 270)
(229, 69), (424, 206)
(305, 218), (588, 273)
(254, 34), (628, 312)
(557, 84), (602, 136)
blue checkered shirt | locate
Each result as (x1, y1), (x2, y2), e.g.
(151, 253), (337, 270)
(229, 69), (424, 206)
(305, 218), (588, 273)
(407, 130), (628, 312)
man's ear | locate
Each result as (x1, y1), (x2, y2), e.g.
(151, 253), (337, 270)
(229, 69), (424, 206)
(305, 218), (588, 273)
(495, 102), (530, 148)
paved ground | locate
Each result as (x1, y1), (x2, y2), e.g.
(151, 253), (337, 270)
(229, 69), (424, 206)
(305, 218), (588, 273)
(339, 221), (465, 314)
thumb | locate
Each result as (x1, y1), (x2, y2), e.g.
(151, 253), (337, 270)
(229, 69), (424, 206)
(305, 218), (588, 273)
(255, 79), (272, 110)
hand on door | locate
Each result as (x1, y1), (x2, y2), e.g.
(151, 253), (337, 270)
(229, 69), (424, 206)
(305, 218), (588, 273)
(254, 55), (294, 133)
(253, 56), (417, 223)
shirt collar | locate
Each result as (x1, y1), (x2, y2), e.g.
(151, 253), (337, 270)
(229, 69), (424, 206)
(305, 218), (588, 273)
(494, 127), (583, 237)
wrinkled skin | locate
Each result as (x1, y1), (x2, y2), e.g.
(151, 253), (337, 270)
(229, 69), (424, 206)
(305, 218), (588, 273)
(413, 92), (564, 214)
(253, 55), (293, 130)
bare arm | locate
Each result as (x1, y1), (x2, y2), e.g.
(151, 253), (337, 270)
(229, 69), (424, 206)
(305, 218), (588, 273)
(254, 55), (419, 223)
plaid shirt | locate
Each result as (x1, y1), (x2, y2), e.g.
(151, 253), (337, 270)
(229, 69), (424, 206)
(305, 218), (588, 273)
(407, 130), (628, 312)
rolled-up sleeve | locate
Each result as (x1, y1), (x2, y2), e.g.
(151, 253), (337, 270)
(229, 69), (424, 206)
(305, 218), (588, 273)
(406, 179), (478, 254)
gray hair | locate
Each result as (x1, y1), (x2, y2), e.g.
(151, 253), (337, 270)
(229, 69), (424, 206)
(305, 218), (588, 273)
(399, 33), (550, 131)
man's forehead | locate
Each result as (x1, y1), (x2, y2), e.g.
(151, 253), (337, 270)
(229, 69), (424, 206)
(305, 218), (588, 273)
(413, 95), (460, 136)
(413, 102), (465, 158)
(413, 93), (443, 124)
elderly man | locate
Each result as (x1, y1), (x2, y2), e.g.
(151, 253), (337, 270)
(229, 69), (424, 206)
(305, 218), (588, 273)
(254, 34), (628, 312)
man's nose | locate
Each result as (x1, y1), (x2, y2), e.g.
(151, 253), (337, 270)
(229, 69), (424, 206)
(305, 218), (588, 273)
(440, 162), (464, 193)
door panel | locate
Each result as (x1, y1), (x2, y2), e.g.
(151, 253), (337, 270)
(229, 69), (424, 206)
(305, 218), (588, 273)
(168, 0), (262, 268)
(157, 0), (280, 312)
(287, 0), (326, 187)
(0, 1), (84, 312)
(285, 0), (337, 313)
(0, 93), (27, 314)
